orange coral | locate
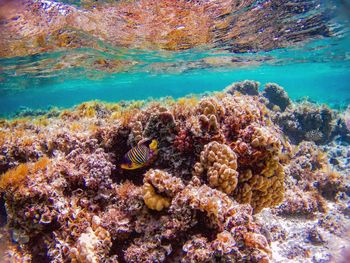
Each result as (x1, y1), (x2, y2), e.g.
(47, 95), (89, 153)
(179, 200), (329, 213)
(76, 102), (98, 118)
(177, 97), (199, 108)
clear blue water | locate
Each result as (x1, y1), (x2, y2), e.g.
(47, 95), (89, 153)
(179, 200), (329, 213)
(0, 0), (349, 116)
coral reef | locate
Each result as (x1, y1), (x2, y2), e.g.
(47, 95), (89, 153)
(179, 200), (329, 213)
(225, 80), (350, 144)
(231, 123), (285, 213)
(273, 101), (349, 144)
(261, 83), (291, 111)
(225, 80), (260, 96)
(253, 138), (350, 262)
(70, 218), (112, 263)
(169, 185), (272, 262)
(0, 81), (349, 262)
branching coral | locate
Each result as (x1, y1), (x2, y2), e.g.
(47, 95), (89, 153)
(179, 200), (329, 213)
(231, 124), (285, 212)
(194, 97), (225, 138)
(193, 141), (238, 195)
(127, 120), (143, 146)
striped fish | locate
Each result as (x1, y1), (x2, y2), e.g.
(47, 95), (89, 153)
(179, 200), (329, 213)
(120, 139), (158, 170)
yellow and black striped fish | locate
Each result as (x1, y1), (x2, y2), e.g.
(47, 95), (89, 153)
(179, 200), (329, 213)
(120, 139), (158, 170)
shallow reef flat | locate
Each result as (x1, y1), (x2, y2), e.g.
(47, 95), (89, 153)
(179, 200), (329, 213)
(0, 81), (349, 263)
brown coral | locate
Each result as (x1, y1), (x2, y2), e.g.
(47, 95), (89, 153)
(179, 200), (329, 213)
(225, 80), (260, 96)
(124, 237), (171, 263)
(193, 141), (239, 195)
(172, 185), (272, 262)
(231, 124), (285, 213)
(182, 235), (212, 262)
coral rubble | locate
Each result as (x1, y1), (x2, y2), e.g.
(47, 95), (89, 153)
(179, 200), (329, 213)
(0, 81), (349, 262)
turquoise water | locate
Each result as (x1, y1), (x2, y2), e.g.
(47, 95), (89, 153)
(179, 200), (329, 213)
(0, 0), (350, 116)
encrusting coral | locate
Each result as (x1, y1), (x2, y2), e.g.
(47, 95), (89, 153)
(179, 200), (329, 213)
(0, 81), (348, 262)
(143, 169), (184, 211)
(174, 185), (272, 262)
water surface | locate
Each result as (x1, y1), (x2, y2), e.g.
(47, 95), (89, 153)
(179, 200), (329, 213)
(0, 0), (349, 115)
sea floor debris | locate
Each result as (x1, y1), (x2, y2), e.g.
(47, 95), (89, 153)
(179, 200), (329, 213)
(0, 81), (349, 262)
